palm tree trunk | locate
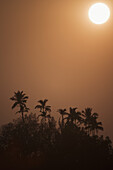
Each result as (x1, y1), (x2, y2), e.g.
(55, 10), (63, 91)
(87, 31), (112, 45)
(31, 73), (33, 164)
(22, 111), (24, 122)
(62, 115), (64, 126)
(71, 118), (73, 124)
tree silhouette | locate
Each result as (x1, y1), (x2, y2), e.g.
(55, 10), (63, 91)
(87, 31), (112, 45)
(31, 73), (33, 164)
(0, 92), (112, 170)
(10, 91), (29, 122)
(65, 107), (82, 127)
(35, 99), (51, 119)
(82, 108), (103, 135)
(88, 117), (103, 135)
(57, 109), (67, 127)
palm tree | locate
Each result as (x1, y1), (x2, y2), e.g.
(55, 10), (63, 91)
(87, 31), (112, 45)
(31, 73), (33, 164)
(35, 99), (51, 119)
(57, 109), (67, 127)
(82, 108), (103, 135)
(88, 113), (103, 135)
(10, 91), (29, 122)
(65, 107), (82, 126)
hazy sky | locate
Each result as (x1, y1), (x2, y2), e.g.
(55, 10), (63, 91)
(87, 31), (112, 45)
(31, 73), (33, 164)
(1, 0), (113, 140)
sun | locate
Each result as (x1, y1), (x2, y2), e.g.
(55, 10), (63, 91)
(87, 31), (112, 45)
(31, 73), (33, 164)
(88, 3), (110, 24)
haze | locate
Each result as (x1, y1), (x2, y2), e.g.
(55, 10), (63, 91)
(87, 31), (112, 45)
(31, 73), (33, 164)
(0, 0), (113, 141)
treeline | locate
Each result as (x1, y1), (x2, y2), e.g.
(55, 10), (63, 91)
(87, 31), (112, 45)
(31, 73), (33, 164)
(0, 91), (113, 170)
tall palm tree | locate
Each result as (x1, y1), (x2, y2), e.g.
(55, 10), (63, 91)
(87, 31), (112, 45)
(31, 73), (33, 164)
(57, 109), (67, 126)
(82, 108), (103, 135)
(88, 116), (103, 135)
(82, 108), (93, 129)
(10, 91), (29, 122)
(35, 99), (51, 118)
(65, 107), (82, 126)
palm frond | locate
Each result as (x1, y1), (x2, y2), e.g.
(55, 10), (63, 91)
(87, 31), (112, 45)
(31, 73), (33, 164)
(15, 110), (21, 114)
(38, 100), (43, 103)
(10, 97), (16, 101)
(57, 109), (67, 115)
(97, 126), (104, 131)
(20, 91), (23, 94)
(35, 105), (42, 109)
(45, 106), (51, 112)
(12, 102), (18, 109)
(97, 122), (102, 125)
(22, 100), (27, 103)
(24, 107), (30, 112)
(43, 99), (48, 105)
(23, 96), (28, 99)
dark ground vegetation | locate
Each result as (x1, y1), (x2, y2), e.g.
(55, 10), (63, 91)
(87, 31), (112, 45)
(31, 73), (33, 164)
(0, 91), (113, 170)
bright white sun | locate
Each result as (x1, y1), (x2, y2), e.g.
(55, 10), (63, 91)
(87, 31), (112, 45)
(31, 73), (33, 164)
(88, 3), (110, 24)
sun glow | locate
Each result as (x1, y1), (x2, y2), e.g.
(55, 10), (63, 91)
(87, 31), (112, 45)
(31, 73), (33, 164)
(88, 3), (110, 24)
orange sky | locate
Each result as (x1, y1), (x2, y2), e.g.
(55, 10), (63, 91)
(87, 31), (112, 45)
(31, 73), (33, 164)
(1, 0), (113, 140)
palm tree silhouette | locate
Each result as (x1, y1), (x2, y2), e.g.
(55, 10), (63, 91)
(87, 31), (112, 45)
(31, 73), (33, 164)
(82, 108), (103, 135)
(88, 116), (103, 135)
(35, 99), (51, 119)
(65, 107), (82, 126)
(57, 109), (67, 127)
(10, 91), (29, 122)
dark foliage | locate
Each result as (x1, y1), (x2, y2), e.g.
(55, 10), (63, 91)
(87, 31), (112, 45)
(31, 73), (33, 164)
(0, 91), (113, 170)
